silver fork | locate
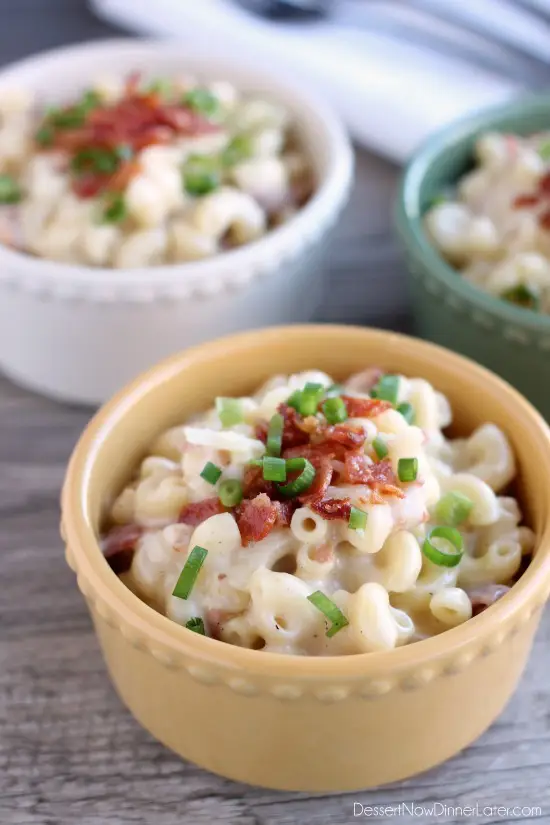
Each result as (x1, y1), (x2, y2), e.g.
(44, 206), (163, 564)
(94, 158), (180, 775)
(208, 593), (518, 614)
(236, 0), (550, 87)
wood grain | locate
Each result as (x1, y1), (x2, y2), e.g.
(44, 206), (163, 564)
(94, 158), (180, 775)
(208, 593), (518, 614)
(1, 4), (549, 823)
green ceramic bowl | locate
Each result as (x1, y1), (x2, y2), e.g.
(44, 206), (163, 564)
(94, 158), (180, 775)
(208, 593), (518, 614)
(395, 93), (550, 419)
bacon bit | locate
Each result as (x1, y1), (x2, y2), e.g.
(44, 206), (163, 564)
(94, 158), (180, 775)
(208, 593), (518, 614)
(236, 493), (279, 546)
(321, 424), (365, 450)
(539, 171), (550, 195)
(468, 584), (511, 616)
(283, 442), (336, 461)
(109, 159), (141, 191)
(513, 193), (539, 209)
(101, 523), (143, 573)
(340, 395), (392, 419)
(298, 415), (322, 436)
(368, 459), (405, 498)
(218, 573), (227, 580)
(299, 455), (333, 503)
(310, 543), (334, 563)
(277, 403), (312, 451)
(310, 497), (352, 521)
(72, 173), (107, 198)
(178, 497), (225, 526)
(274, 499), (296, 527)
(242, 463), (276, 499)
(539, 208), (550, 231)
(345, 368), (383, 394)
(343, 451), (372, 484)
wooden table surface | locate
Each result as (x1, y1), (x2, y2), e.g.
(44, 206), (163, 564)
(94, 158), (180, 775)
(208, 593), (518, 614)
(1, 4), (549, 824)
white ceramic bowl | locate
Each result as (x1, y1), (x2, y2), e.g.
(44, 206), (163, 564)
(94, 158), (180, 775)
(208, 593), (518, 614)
(0, 39), (353, 405)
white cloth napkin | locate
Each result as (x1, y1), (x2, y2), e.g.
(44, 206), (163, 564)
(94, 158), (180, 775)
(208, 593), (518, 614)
(90, 0), (550, 162)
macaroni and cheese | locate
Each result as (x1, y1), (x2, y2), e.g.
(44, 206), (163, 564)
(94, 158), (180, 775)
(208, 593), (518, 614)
(0, 73), (313, 267)
(102, 368), (533, 655)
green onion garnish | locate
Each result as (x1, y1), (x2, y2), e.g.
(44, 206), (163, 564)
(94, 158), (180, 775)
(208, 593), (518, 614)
(266, 413), (284, 457)
(185, 617), (206, 635)
(172, 546), (208, 599)
(221, 134), (253, 167)
(371, 374), (400, 405)
(263, 456), (287, 482)
(147, 78), (172, 97)
(216, 397), (243, 427)
(500, 284), (540, 311)
(49, 107), (86, 129)
(397, 402), (415, 424)
(372, 435), (388, 459)
(307, 590), (349, 638)
(35, 124), (54, 146)
(398, 457), (418, 482)
(277, 457), (316, 497)
(102, 192), (127, 223)
(218, 479), (243, 507)
(183, 88), (219, 117)
(434, 491), (473, 526)
(287, 390), (302, 411)
(200, 461), (222, 485)
(182, 155), (221, 196)
(298, 382), (324, 416)
(422, 526), (464, 568)
(0, 174), (21, 204)
(325, 383), (345, 397)
(348, 506), (367, 532)
(72, 146), (120, 175)
(539, 141), (550, 161)
(322, 396), (348, 424)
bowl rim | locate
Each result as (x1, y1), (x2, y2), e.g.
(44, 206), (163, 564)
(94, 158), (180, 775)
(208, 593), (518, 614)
(62, 324), (550, 679)
(0, 38), (353, 291)
(396, 91), (550, 334)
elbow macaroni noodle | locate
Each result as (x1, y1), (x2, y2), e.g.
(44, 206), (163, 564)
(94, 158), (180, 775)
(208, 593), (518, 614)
(104, 368), (534, 656)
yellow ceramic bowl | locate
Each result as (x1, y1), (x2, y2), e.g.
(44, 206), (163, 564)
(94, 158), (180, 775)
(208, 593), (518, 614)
(61, 325), (550, 792)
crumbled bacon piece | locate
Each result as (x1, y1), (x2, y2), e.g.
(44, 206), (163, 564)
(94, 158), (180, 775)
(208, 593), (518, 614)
(513, 193), (539, 209)
(321, 424), (366, 450)
(101, 523), (143, 573)
(368, 459), (405, 498)
(468, 584), (511, 616)
(539, 208), (550, 231)
(178, 497), (225, 526)
(72, 173), (107, 198)
(277, 403), (312, 450)
(299, 455), (333, 503)
(242, 463), (276, 499)
(236, 493), (279, 546)
(340, 395), (392, 419)
(539, 171), (550, 195)
(343, 451), (372, 485)
(310, 497), (352, 520)
(274, 499), (297, 527)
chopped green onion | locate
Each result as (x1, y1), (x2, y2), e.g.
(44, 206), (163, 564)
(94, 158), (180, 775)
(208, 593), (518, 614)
(218, 479), (243, 507)
(422, 526), (464, 568)
(0, 174), (21, 204)
(262, 456), (287, 483)
(322, 396), (348, 424)
(266, 413), (284, 456)
(371, 374), (400, 405)
(200, 461), (222, 485)
(216, 397), (243, 427)
(80, 90), (101, 112)
(102, 192), (127, 224)
(147, 78), (172, 97)
(221, 134), (253, 166)
(183, 87), (219, 117)
(372, 435), (388, 460)
(277, 457), (316, 497)
(298, 382), (324, 416)
(182, 154), (221, 196)
(35, 124), (54, 146)
(72, 147), (120, 175)
(500, 284), (540, 311)
(539, 140), (550, 161)
(398, 457), (418, 483)
(115, 143), (134, 162)
(434, 491), (473, 526)
(286, 390), (302, 411)
(397, 402), (415, 424)
(307, 590), (349, 638)
(172, 546), (208, 599)
(348, 506), (367, 532)
(185, 617), (206, 635)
